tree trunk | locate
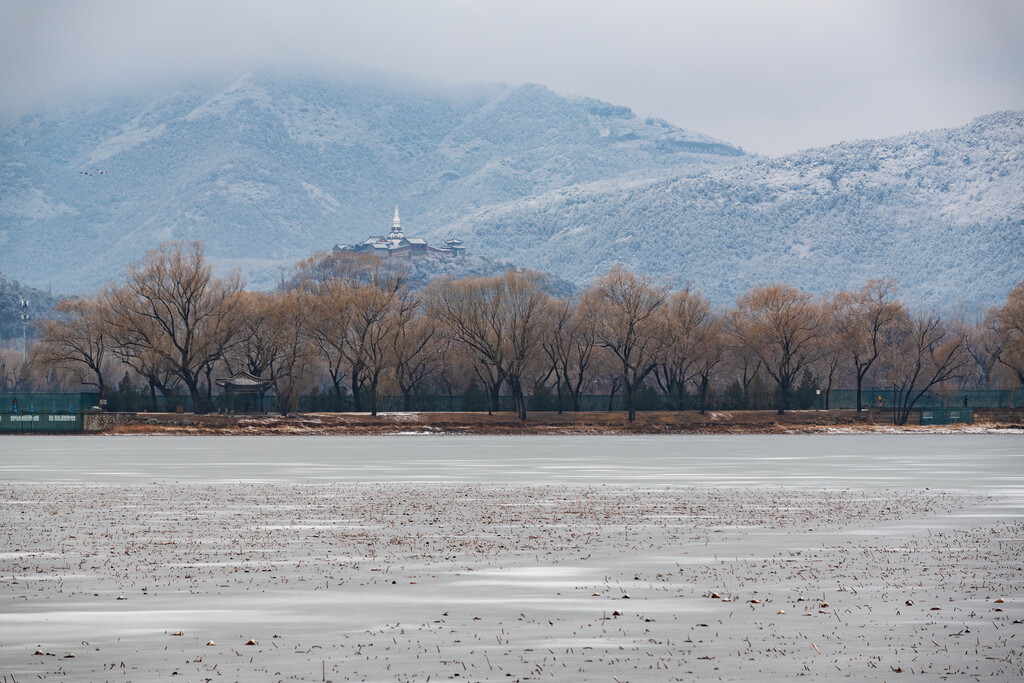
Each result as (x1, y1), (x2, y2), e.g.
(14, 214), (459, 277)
(351, 369), (363, 412)
(368, 374), (380, 416)
(183, 374), (203, 414)
(203, 365), (214, 413)
(626, 381), (636, 422)
(776, 378), (790, 415)
(332, 382), (344, 412)
(513, 380), (527, 421)
(570, 373), (584, 412)
(277, 381), (289, 417)
(855, 371), (864, 412)
(330, 370), (345, 412)
(488, 380), (502, 415)
(607, 380), (618, 412)
(897, 392), (911, 426)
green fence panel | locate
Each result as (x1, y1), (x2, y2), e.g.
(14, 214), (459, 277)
(0, 393), (92, 433)
(830, 389), (1023, 410)
(920, 408), (973, 425)
(0, 411), (83, 433)
(0, 392), (99, 413)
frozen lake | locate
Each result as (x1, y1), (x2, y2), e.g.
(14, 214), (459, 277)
(2, 434), (1022, 681)
(2, 433), (1022, 490)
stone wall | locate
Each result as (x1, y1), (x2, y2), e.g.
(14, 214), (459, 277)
(82, 411), (137, 432)
(972, 408), (1024, 424)
(861, 408), (920, 425)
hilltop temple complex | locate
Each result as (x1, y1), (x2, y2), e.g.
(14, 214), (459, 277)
(334, 207), (467, 258)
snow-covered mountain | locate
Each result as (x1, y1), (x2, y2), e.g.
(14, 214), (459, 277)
(427, 110), (1024, 308)
(0, 71), (744, 292)
(1, 71), (1020, 308)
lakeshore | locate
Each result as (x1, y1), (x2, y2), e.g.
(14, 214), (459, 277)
(77, 408), (1024, 436)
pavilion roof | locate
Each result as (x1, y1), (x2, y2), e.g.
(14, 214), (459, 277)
(215, 371), (271, 389)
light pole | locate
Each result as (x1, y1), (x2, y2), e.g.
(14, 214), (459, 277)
(20, 299), (30, 362)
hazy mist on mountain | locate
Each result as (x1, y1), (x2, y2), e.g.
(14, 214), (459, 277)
(1, 71), (1020, 309)
(0, 71), (743, 292)
(432, 110), (1023, 309)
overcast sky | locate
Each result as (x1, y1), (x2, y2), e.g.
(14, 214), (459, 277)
(2, 0), (1022, 155)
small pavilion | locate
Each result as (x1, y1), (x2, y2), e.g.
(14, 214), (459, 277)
(216, 371), (272, 413)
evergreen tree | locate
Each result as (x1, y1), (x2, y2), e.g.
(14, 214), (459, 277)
(461, 378), (488, 411)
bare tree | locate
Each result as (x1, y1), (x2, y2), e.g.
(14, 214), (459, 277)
(266, 289), (315, 416)
(133, 350), (181, 412)
(883, 311), (972, 425)
(346, 280), (414, 416)
(690, 311), (727, 414)
(1, 348), (36, 392)
(542, 295), (600, 412)
(392, 312), (444, 411)
(0, 351), (19, 392)
(428, 270), (550, 420)
(106, 241), (244, 414)
(293, 252), (410, 413)
(590, 267), (668, 422)
(34, 294), (112, 399)
(731, 284), (821, 415)
(428, 275), (505, 415)
(959, 320), (1000, 390)
(721, 322), (764, 409)
(289, 251), (380, 293)
(988, 282), (1024, 397)
(302, 280), (354, 411)
(500, 271), (551, 420)
(105, 287), (182, 412)
(814, 295), (844, 410)
(833, 279), (903, 411)
(655, 287), (710, 410)
(228, 291), (279, 378)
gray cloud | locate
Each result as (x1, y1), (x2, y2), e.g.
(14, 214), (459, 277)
(1, 0), (1022, 155)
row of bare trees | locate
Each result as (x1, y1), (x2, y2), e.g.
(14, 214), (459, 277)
(26, 241), (1024, 424)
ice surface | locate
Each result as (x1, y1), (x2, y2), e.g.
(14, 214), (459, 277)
(1, 434), (1021, 680)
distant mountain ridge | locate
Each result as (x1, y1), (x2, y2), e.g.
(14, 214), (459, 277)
(427, 110), (1024, 308)
(0, 71), (744, 292)
(1, 71), (1020, 308)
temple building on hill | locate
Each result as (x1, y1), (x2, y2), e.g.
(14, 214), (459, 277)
(334, 207), (467, 258)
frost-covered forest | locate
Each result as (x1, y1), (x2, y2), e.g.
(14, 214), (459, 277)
(0, 71), (741, 292)
(0, 71), (1020, 309)
(436, 111), (1024, 309)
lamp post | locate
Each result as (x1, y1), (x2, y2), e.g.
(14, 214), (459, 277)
(20, 299), (30, 362)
